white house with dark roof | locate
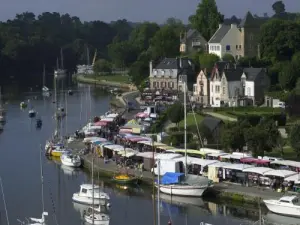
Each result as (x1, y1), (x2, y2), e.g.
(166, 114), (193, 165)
(149, 58), (196, 91)
(208, 24), (243, 60)
(210, 66), (270, 107)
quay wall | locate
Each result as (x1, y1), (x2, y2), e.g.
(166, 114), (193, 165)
(76, 74), (137, 91)
(81, 154), (289, 205)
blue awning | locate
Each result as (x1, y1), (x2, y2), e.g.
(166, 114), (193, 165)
(160, 172), (184, 185)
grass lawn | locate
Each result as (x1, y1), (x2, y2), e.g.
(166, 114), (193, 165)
(179, 113), (203, 128)
(267, 146), (300, 160)
(95, 74), (130, 83)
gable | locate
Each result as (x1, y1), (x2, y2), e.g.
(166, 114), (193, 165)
(208, 25), (231, 44)
(197, 70), (207, 81)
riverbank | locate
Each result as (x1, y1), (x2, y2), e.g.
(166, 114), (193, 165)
(80, 153), (291, 205)
(76, 74), (137, 91)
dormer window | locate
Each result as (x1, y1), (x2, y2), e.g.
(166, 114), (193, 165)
(161, 70), (165, 75)
(153, 70), (157, 75)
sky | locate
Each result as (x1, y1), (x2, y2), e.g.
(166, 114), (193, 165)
(0, 0), (299, 23)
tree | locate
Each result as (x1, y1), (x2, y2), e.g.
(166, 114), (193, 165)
(222, 53), (235, 63)
(260, 19), (300, 61)
(167, 102), (184, 126)
(93, 59), (112, 73)
(199, 53), (220, 70)
(149, 25), (180, 60)
(278, 61), (299, 90)
(189, 0), (224, 41)
(272, 1), (285, 15)
(289, 123), (300, 158)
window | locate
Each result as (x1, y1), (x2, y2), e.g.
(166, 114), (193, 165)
(226, 45), (230, 51)
(239, 45), (242, 49)
(217, 46), (220, 51)
(161, 82), (164, 88)
(211, 85), (214, 93)
(81, 188), (87, 193)
(236, 45), (238, 49)
(222, 87), (225, 95)
(247, 87), (251, 96)
(215, 85), (220, 93)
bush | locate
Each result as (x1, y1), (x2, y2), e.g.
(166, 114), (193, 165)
(237, 113), (287, 126)
(214, 106), (282, 113)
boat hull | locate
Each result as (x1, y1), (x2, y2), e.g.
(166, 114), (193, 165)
(61, 157), (81, 167)
(50, 151), (64, 157)
(72, 194), (108, 206)
(84, 214), (109, 225)
(264, 200), (300, 217)
(159, 184), (207, 197)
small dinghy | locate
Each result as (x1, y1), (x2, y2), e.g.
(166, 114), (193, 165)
(72, 184), (110, 205)
(36, 118), (42, 129)
(60, 152), (81, 167)
(17, 211), (48, 225)
(29, 109), (36, 118)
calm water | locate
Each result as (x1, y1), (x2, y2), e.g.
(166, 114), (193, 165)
(0, 82), (265, 225)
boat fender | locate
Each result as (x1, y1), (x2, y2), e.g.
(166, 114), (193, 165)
(106, 203), (111, 208)
(168, 221), (172, 225)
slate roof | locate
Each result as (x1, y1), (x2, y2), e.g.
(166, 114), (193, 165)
(215, 61), (236, 72)
(201, 116), (224, 132)
(239, 11), (268, 28)
(243, 68), (265, 81)
(154, 58), (194, 70)
(223, 68), (243, 81)
(208, 25), (231, 43)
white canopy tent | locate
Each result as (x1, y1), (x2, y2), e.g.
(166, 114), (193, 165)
(270, 160), (300, 168)
(222, 164), (254, 171)
(284, 174), (300, 184)
(187, 158), (218, 167)
(263, 170), (297, 178)
(207, 152), (229, 158)
(207, 162), (232, 168)
(104, 144), (124, 151)
(242, 167), (274, 175)
(136, 152), (157, 158)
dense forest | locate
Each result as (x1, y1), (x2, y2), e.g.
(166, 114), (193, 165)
(0, 0), (299, 89)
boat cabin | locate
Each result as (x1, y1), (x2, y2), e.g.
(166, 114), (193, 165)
(278, 196), (300, 205)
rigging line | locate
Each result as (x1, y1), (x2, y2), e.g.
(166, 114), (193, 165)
(47, 180), (59, 225)
(0, 177), (10, 225)
(187, 91), (204, 148)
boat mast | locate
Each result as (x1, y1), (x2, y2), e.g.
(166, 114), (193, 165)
(183, 79), (187, 176)
(40, 145), (45, 213)
(0, 177), (10, 225)
(56, 58), (59, 70)
(60, 48), (64, 70)
(43, 64), (46, 87)
(92, 154), (94, 224)
(157, 160), (160, 225)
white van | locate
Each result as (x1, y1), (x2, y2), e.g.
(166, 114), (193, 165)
(152, 157), (185, 175)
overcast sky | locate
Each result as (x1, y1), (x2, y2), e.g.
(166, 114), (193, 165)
(0, 0), (299, 23)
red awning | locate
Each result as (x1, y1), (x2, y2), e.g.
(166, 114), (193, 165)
(119, 128), (132, 134)
(240, 157), (256, 163)
(94, 121), (107, 126)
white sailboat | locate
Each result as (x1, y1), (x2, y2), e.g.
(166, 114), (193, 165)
(42, 64), (50, 96)
(61, 152), (81, 167)
(54, 49), (66, 79)
(157, 77), (211, 197)
(18, 146), (48, 224)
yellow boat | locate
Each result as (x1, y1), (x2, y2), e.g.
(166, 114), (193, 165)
(112, 174), (138, 184)
(46, 143), (68, 157)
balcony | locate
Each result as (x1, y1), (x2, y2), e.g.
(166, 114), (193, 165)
(192, 41), (201, 47)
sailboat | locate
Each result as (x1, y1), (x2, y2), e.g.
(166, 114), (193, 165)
(157, 79), (211, 197)
(54, 48), (66, 79)
(18, 146), (48, 224)
(42, 64), (50, 96)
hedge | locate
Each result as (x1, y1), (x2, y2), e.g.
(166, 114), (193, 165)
(214, 107), (282, 113)
(236, 113), (286, 126)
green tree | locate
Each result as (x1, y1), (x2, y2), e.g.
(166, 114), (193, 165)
(167, 102), (184, 126)
(222, 53), (235, 63)
(93, 59), (112, 73)
(278, 61), (299, 90)
(149, 25), (180, 60)
(289, 123), (300, 158)
(260, 19), (300, 61)
(272, 1), (285, 15)
(189, 0), (224, 41)
(199, 53), (220, 70)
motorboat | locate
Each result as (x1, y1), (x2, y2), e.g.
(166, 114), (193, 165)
(263, 195), (300, 217)
(72, 184), (110, 205)
(17, 211), (48, 225)
(20, 102), (27, 108)
(84, 211), (110, 225)
(29, 109), (36, 118)
(45, 143), (68, 157)
(157, 173), (211, 197)
(60, 152), (81, 167)
(42, 86), (49, 92)
(264, 212), (300, 225)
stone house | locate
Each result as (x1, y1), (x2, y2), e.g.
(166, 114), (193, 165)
(192, 69), (209, 105)
(149, 57), (196, 91)
(179, 29), (208, 54)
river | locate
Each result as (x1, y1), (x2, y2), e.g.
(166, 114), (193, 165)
(0, 81), (277, 225)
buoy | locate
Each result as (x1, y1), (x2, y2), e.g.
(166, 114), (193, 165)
(168, 220), (172, 225)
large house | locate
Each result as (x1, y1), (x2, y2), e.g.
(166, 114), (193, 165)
(179, 29), (208, 54)
(210, 67), (270, 107)
(208, 12), (268, 60)
(149, 57), (196, 91)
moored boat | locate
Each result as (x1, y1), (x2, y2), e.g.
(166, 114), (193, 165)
(84, 211), (110, 225)
(60, 152), (81, 167)
(45, 143), (68, 157)
(42, 86), (49, 92)
(263, 195), (300, 217)
(29, 109), (36, 118)
(112, 174), (138, 184)
(72, 184), (110, 205)
(0, 115), (5, 123)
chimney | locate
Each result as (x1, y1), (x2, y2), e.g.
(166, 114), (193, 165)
(219, 24), (222, 29)
(149, 60), (153, 75)
(231, 24), (237, 29)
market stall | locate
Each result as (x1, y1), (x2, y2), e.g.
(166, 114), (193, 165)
(242, 167), (274, 186)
